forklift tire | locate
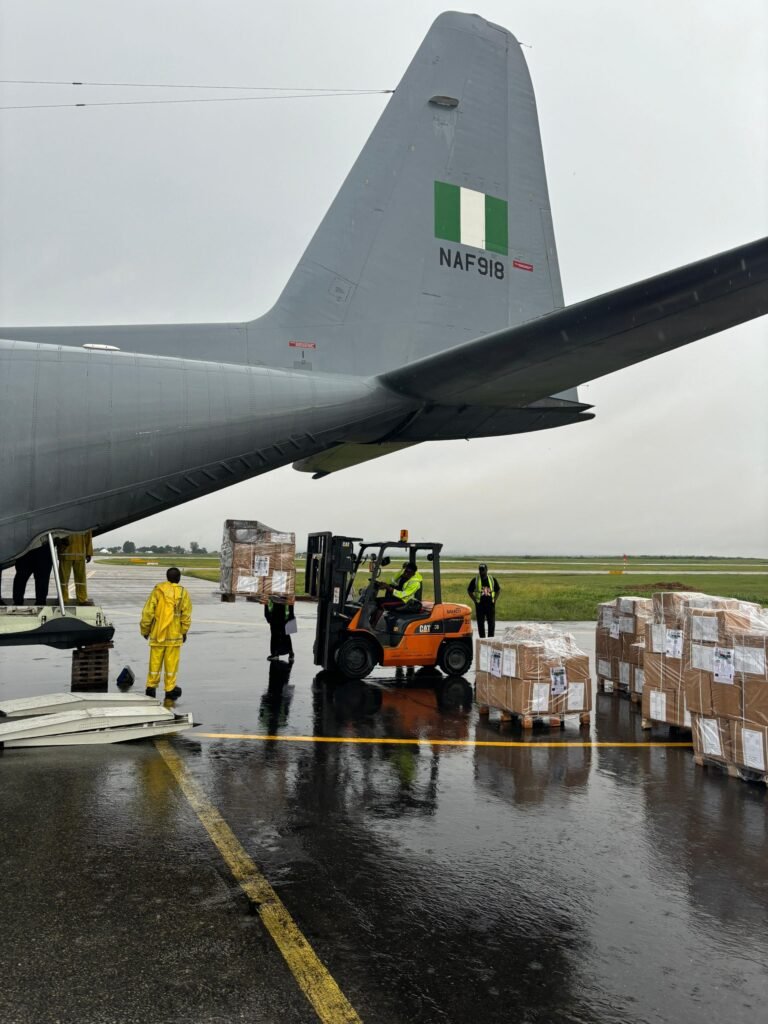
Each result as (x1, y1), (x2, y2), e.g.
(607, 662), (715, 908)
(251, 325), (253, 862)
(438, 640), (472, 676)
(335, 638), (377, 679)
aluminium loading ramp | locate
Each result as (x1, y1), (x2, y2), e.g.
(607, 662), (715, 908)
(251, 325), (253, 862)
(0, 692), (158, 719)
(0, 701), (195, 747)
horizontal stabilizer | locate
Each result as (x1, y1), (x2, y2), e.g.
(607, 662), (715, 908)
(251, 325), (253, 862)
(380, 236), (768, 406)
(293, 441), (418, 478)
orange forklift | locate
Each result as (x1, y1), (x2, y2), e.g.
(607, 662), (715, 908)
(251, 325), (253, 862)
(306, 533), (474, 679)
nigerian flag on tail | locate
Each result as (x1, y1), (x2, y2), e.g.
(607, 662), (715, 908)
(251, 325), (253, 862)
(434, 181), (508, 255)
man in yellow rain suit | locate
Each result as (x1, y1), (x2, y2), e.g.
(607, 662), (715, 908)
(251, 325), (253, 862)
(59, 530), (94, 605)
(140, 567), (192, 700)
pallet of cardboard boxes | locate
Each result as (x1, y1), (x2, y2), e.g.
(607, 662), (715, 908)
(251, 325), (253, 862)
(219, 520), (296, 605)
(595, 596), (651, 700)
(596, 590), (768, 783)
(477, 624), (592, 730)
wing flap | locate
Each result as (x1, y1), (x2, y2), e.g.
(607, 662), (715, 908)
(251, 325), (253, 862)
(379, 236), (768, 406)
(293, 442), (418, 478)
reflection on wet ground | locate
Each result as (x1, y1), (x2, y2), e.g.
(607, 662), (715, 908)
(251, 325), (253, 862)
(0, 565), (766, 1023)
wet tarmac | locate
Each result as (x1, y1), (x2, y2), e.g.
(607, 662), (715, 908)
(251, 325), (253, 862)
(1, 564), (766, 1023)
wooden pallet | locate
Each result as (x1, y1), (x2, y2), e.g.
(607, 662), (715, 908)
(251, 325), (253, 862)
(694, 754), (768, 785)
(640, 717), (692, 736)
(71, 642), (113, 688)
(477, 706), (590, 730)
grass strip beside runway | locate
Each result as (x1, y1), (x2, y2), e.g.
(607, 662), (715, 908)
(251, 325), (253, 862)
(156, 740), (361, 1024)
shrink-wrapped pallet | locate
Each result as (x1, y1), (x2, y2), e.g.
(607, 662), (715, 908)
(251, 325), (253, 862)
(595, 596), (651, 690)
(477, 625), (592, 719)
(219, 520), (296, 602)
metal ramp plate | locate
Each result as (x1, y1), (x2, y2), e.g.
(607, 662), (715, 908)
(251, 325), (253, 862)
(0, 705), (194, 747)
(0, 692), (158, 719)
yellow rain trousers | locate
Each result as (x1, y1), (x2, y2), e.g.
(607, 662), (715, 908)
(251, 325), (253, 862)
(59, 531), (93, 604)
(140, 581), (193, 692)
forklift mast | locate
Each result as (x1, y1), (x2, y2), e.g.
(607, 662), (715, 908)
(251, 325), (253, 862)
(306, 533), (362, 668)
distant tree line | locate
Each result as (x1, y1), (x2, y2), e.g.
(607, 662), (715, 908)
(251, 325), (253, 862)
(106, 541), (212, 555)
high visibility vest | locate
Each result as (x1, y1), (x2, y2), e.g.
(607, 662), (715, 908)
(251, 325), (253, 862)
(392, 572), (423, 603)
(474, 575), (497, 603)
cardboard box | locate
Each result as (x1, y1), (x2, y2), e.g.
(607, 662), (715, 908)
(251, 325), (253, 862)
(597, 656), (613, 682)
(691, 714), (733, 764)
(616, 596), (653, 617)
(595, 625), (611, 660)
(642, 686), (690, 727)
(220, 520), (295, 602)
(644, 650), (684, 692)
(683, 666), (714, 717)
(730, 721), (768, 774)
(711, 672), (743, 720)
(686, 608), (756, 643)
(743, 679), (768, 728)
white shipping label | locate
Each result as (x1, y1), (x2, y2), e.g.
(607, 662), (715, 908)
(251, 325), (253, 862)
(567, 682), (585, 711)
(735, 646), (767, 676)
(490, 649), (503, 678)
(270, 532), (293, 544)
(683, 701), (691, 728)
(691, 643), (715, 672)
(333, 586), (340, 606)
(649, 691), (667, 722)
(254, 555), (270, 576)
(699, 718), (723, 758)
(619, 662), (631, 686)
(502, 647), (517, 678)
(634, 668), (645, 694)
(651, 624), (666, 653)
(665, 629), (683, 660)
(236, 575), (261, 593)
(598, 659), (612, 678)
(478, 645), (490, 672)
(691, 615), (718, 642)
(619, 616), (635, 634)
(619, 597), (634, 614)
(271, 571), (289, 592)
(713, 647), (735, 684)
(741, 729), (766, 772)
(600, 606), (613, 626)
(532, 683), (550, 713)
(609, 621), (621, 640)
(550, 667), (568, 696)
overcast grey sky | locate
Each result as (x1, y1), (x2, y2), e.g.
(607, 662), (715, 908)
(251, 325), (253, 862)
(1, 1), (766, 556)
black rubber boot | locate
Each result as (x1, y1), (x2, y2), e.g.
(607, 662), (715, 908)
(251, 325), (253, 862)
(164, 686), (182, 701)
(145, 686), (157, 697)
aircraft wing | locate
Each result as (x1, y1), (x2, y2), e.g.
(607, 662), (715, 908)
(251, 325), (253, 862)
(380, 236), (768, 407)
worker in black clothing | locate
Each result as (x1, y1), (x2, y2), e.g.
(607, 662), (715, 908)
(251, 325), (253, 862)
(467, 563), (501, 637)
(13, 542), (54, 606)
(264, 599), (296, 661)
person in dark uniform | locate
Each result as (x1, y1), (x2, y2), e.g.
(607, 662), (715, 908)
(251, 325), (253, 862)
(264, 599), (295, 661)
(467, 563), (501, 638)
(13, 542), (54, 605)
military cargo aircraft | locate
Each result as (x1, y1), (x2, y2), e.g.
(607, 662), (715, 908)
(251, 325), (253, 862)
(1, 11), (766, 567)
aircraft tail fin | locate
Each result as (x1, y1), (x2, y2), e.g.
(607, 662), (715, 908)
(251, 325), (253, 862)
(255, 12), (566, 381)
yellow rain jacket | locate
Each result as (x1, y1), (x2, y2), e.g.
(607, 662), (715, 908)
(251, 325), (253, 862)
(140, 582), (192, 646)
(60, 530), (93, 561)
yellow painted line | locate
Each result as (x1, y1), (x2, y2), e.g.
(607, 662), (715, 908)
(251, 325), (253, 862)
(197, 733), (692, 749)
(156, 740), (361, 1024)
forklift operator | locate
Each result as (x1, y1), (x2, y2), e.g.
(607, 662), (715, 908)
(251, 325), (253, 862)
(375, 561), (422, 612)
